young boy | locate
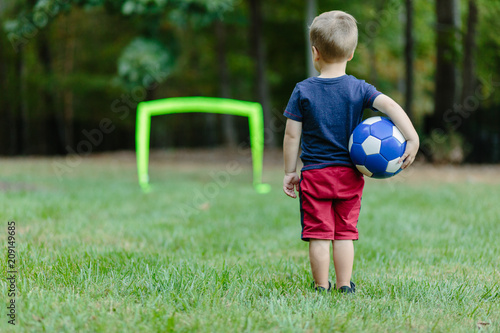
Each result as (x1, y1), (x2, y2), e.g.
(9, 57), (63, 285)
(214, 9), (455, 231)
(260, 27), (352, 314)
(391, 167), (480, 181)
(283, 10), (419, 293)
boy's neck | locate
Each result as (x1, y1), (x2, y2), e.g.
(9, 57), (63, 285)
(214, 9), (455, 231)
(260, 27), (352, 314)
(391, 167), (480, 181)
(317, 60), (348, 78)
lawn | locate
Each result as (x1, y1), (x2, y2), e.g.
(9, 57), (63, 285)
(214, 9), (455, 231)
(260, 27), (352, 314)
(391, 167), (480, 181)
(1, 151), (499, 332)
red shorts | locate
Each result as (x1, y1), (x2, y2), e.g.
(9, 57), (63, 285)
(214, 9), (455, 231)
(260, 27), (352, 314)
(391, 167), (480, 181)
(299, 166), (364, 241)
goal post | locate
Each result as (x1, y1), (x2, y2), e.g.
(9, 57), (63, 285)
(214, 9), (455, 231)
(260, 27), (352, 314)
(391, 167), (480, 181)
(136, 96), (271, 193)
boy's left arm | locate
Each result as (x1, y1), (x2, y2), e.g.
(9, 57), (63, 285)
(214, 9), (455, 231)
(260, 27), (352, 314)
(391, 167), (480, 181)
(373, 94), (419, 169)
(283, 119), (302, 198)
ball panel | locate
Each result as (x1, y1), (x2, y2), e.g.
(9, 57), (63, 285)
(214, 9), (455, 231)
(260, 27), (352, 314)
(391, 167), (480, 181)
(362, 116), (382, 125)
(393, 126), (406, 144)
(352, 124), (371, 144)
(348, 134), (353, 151)
(355, 164), (373, 177)
(361, 136), (382, 155)
(372, 172), (394, 179)
(386, 157), (403, 173)
(364, 154), (389, 174)
(380, 137), (405, 160)
(349, 143), (367, 165)
(370, 120), (394, 140)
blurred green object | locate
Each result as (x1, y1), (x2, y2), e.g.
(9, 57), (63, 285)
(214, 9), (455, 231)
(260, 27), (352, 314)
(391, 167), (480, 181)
(117, 37), (172, 89)
(136, 97), (270, 193)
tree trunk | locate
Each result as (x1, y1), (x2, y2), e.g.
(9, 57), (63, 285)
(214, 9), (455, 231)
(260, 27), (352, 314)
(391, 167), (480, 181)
(182, 24), (216, 147)
(215, 20), (237, 147)
(0, 33), (8, 154)
(37, 30), (64, 154)
(17, 47), (29, 155)
(305, 0), (317, 78)
(461, 0), (478, 105)
(63, 13), (76, 149)
(249, 0), (274, 146)
(404, 0), (414, 119)
(427, 0), (460, 132)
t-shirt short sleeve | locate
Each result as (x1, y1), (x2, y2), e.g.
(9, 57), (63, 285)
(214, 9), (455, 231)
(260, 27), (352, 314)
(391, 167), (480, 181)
(283, 85), (303, 122)
(363, 82), (382, 111)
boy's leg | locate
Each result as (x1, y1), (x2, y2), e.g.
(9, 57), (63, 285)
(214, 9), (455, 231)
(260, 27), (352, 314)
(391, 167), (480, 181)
(309, 239), (331, 289)
(330, 168), (363, 290)
(332, 240), (354, 289)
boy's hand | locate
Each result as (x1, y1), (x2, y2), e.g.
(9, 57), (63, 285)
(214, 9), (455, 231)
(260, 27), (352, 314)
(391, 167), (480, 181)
(373, 94), (419, 170)
(400, 139), (419, 169)
(283, 172), (300, 198)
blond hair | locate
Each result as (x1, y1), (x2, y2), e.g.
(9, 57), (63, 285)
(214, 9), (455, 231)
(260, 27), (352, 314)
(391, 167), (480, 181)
(309, 11), (358, 62)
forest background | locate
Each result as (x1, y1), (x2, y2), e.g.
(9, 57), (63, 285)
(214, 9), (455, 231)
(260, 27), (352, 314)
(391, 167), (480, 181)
(1, 0), (499, 164)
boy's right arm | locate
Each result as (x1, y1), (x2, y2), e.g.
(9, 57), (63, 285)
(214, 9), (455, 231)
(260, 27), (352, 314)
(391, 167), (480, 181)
(372, 94), (419, 169)
(283, 119), (302, 198)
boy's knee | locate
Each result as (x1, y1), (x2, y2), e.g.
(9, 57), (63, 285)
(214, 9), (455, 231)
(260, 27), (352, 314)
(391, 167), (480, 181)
(309, 239), (331, 251)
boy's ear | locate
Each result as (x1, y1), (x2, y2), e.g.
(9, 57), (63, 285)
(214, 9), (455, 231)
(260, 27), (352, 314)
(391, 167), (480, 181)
(312, 46), (320, 61)
(347, 51), (355, 61)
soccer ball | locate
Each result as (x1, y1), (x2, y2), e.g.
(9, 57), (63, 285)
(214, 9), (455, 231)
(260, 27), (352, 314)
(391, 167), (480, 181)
(348, 117), (407, 179)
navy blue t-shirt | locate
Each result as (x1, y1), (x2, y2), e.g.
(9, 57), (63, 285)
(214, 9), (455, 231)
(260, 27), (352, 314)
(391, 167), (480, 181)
(284, 75), (381, 171)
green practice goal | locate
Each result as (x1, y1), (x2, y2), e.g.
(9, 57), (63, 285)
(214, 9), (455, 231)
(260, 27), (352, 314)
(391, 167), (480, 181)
(136, 96), (271, 193)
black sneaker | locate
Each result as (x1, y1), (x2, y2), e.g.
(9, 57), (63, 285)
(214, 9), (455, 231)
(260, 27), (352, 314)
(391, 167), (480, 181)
(338, 281), (356, 294)
(313, 281), (332, 292)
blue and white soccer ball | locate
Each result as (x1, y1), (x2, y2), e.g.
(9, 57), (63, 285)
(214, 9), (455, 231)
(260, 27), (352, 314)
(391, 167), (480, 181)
(348, 117), (407, 179)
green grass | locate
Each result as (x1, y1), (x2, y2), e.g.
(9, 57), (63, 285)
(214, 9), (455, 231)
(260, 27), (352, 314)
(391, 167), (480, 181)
(1, 154), (499, 332)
